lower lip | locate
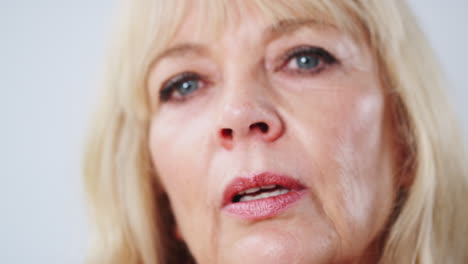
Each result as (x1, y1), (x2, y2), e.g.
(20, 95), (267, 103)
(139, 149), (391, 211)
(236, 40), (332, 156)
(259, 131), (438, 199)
(223, 190), (305, 220)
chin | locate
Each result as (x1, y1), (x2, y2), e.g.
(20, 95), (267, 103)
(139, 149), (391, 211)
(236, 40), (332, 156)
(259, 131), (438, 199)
(218, 216), (339, 264)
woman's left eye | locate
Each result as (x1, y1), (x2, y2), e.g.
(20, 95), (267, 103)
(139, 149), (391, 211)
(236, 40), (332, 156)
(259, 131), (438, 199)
(282, 46), (338, 74)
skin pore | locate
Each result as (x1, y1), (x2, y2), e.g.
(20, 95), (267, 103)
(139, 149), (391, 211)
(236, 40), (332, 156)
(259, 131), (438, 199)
(148, 2), (396, 263)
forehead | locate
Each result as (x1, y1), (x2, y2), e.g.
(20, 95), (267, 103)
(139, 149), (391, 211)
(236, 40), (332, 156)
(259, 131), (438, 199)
(154, 0), (364, 53)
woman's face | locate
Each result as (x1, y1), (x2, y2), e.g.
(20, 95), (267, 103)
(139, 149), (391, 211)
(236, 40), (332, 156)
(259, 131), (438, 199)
(148, 3), (396, 264)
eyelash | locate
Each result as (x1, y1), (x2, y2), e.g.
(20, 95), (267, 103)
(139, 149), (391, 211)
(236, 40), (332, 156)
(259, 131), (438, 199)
(160, 72), (204, 102)
(277, 46), (338, 74)
(159, 46), (338, 102)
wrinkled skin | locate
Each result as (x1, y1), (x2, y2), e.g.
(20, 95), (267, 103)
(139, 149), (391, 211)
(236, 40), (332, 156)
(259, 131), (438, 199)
(148, 2), (396, 263)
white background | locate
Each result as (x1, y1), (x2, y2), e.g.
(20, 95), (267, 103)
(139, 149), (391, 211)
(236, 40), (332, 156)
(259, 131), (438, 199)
(1, 1), (466, 263)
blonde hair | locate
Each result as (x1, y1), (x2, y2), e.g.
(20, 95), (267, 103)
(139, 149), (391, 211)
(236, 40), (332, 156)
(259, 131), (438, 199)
(83, 0), (468, 263)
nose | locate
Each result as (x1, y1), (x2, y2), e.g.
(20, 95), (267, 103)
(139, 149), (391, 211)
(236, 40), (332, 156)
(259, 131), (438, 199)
(216, 96), (284, 150)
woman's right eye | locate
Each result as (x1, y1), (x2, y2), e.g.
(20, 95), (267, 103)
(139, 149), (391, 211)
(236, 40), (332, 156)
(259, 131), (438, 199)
(160, 72), (203, 102)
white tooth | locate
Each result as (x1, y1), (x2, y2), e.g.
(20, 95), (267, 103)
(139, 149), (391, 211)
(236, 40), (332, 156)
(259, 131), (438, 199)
(244, 187), (260, 194)
(238, 191), (246, 196)
(261, 184), (276, 190)
(239, 195), (255, 202)
(238, 188), (291, 202)
(266, 190), (281, 198)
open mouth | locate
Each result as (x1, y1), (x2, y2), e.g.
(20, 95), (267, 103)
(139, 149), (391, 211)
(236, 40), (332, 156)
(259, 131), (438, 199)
(232, 185), (291, 203)
(222, 172), (306, 220)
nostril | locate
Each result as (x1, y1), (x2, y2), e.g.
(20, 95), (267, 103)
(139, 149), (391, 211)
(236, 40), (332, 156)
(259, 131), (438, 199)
(250, 122), (269, 133)
(221, 128), (233, 139)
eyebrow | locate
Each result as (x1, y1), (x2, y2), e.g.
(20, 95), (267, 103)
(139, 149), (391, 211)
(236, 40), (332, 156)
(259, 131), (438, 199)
(152, 18), (326, 64)
(268, 18), (323, 37)
(152, 43), (208, 64)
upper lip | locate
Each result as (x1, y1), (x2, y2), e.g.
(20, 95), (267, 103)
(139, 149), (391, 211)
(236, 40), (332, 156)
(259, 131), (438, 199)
(221, 172), (306, 206)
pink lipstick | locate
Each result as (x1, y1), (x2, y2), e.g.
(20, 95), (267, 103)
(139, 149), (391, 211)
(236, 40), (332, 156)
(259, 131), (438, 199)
(222, 172), (306, 220)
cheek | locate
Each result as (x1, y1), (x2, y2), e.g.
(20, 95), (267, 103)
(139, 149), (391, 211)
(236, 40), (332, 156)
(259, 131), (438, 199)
(151, 106), (239, 263)
(149, 112), (221, 261)
(148, 110), (215, 233)
(320, 92), (394, 250)
(285, 80), (394, 253)
(329, 95), (390, 221)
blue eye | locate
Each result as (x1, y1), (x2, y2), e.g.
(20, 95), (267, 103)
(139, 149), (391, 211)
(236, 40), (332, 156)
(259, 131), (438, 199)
(160, 72), (202, 102)
(296, 55), (319, 69)
(177, 79), (199, 96)
(285, 46), (337, 73)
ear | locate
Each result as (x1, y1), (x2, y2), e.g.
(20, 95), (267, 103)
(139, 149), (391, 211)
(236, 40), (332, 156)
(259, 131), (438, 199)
(399, 165), (414, 191)
(393, 125), (416, 192)
(174, 224), (184, 241)
(392, 137), (415, 194)
(387, 93), (416, 192)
